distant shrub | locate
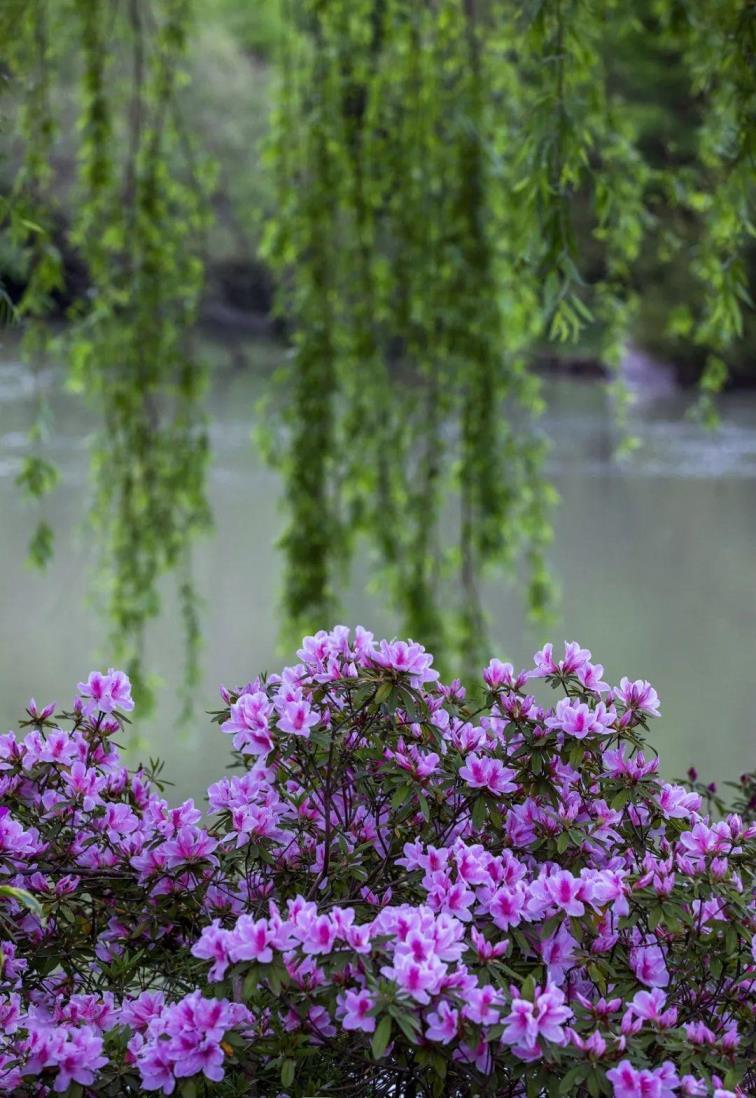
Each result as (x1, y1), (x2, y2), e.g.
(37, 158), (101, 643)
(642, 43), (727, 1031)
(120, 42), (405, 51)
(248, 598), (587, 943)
(1, 629), (754, 1096)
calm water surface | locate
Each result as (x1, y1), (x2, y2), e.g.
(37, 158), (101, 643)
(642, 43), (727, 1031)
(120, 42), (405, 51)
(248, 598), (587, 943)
(1, 334), (754, 801)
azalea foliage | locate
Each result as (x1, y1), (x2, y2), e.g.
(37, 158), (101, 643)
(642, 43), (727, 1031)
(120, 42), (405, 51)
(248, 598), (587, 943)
(1, 628), (754, 1096)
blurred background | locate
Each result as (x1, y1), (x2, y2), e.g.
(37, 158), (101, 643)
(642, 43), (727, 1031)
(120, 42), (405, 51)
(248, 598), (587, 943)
(1, 0), (754, 800)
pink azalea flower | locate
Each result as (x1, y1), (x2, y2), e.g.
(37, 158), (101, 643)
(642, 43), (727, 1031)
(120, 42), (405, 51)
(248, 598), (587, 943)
(161, 827), (219, 869)
(458, 753), (517, 796)
(370, 639), (439, 688)
(339, 989), (376, 1033)
(629, 942), (669, 988)
(529, 870), (587, 917)
(625, 988), (677, 1027)
(463, 984), (502, 1025)
(380, 953), (446, 1005)
(544, 698), (616, 739)
(277, 697), (319, 738)
(221, 691), (275, 756)
(425, 1001), (458, 1044)
(613, 677), (661, 717)
(77, 670), (134, 716)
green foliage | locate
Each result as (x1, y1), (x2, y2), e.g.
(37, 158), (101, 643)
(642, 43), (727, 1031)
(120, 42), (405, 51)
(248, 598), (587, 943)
(2, 0), (754, 691)
(67, 0), (214, 713)
(203, 0), (284, 59)
(5, 0), (215, 713)
(262, 0), (754, 670)
(2, 0), (64, 566)
(262, 0), (560, 672)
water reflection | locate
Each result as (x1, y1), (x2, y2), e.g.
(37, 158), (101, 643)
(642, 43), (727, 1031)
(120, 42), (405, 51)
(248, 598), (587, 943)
(1, 334), (754, 801)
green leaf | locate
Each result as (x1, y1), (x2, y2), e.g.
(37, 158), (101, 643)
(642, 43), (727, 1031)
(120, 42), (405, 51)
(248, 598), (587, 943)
(391, 784), (410, 810)
(611, 788), (629, 810)
(267, 964), (282, 997)
(242, 968), (260, 1001)
(520, 973), (536, 1001)
(374, 682), (393, 705)
(472, 796), (488, 830)
(0, 885), (44, 921)
(281, 1058), (296, 1088)
(27, 521), (55, 570)
(371, 1015), (392, 1060)
(568, 743), (585, 768)
(16, 455), (59, 499)
(560, 1065), (588, 1092)
(391, 1010), (421, 1044)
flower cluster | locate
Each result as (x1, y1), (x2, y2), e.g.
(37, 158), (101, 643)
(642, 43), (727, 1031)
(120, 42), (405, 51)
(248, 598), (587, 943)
(0, 627), (754, 1096)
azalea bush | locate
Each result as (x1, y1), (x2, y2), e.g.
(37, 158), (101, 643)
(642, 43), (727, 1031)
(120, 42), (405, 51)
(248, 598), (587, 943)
(0, 629), (754, 1097)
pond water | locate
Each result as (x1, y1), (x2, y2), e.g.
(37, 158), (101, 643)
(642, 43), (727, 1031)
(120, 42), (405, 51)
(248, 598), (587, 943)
(1, 332), (755, 803)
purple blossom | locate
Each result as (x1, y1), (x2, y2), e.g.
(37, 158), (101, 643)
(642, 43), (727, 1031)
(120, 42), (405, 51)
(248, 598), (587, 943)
(459, 753), (517, 796)
(425, 1001), (459, 1043)
(370, 639), (439, 688)
(338, 988), (376, 1033)
(544, 698), (616, 739)
(630, 942), (669, 988)
(277, 696), (319, 738)
(0, 632), (752, 1097)
(76, 669), (134, 716)
(220, 690), (274, 755)
(161, 826), (219, 869)
(613, 677), (661, 717)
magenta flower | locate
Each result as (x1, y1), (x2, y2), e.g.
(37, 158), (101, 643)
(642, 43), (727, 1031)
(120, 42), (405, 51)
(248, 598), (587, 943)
(613, 677), (661, 717)
(228, 915), (274, 964)
(528, 870), (587, 917)
(339, 988), (376, 1033)
(371, 639), (439, 688)
(625, 988), (677, 1028)
(480, 882), (527, 930)
(0, 807), (38, 857)
(25, 698), (56, 722)
(544, 698), (616, 739)
(606, 1060), (651, 1098)
(678, 820), (732, 861)
(463, 984), (502, 1025)
(568, 1028), (607, 1057)
(50, 1026), (109, 1093)
(191, 921), (233, 980)
(23, 729), (77, 768)
(1, 637), (753, 1096)
(684, 1020), (716, 1045)
(161, 826), (219, 869)
(540, 923), (578, 985)
(277, 697), (319, 738)
(501, 981), (571, 1054)
(380, 953), (446, 1005)
(76, 670), (134, 716)
(607, 1059), (679, 1098)
(459, 753), (517, 796)
(656, 783), (701, 819)
(531, 982), (572, 1043)
(221, 691), (274, 755)
(138, 1041), (177, 1093)
(483, 659), (527, 691)
(425, 1001), (459, 1044)
(630, 942), (669, 988)
(120, 991), (166, 1032)
(0, 994), (21, 1035)
(531, 641), (592, 679)
(680, 1078), (708, 1097)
